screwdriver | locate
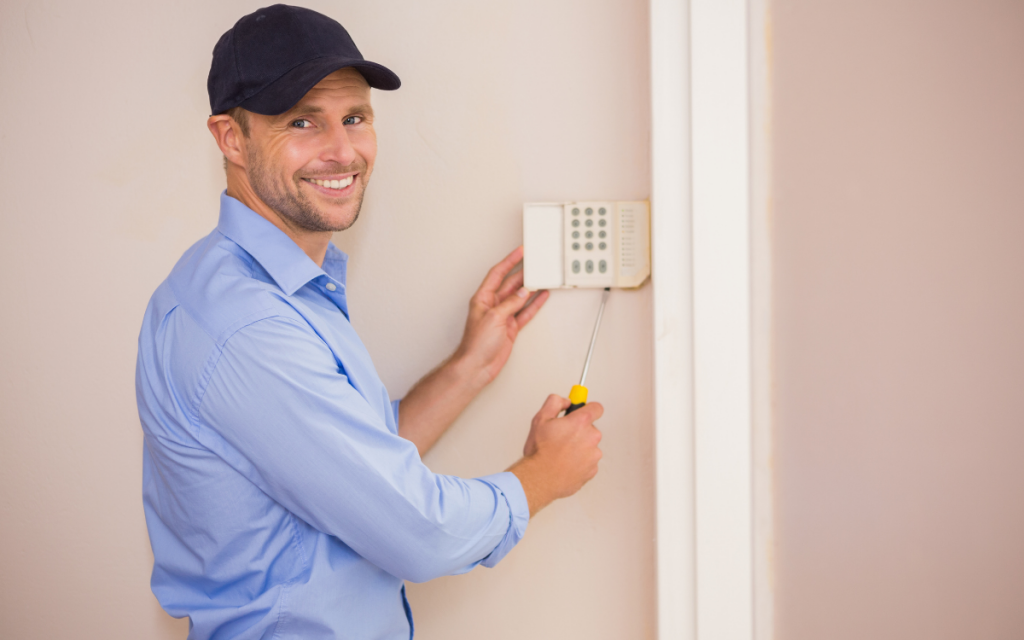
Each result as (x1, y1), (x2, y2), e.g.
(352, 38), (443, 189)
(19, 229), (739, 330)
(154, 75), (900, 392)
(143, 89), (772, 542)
(566, 287), (611, 415)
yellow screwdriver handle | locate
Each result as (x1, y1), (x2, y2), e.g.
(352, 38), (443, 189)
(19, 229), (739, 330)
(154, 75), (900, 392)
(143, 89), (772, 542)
(565, 384), (589, 415)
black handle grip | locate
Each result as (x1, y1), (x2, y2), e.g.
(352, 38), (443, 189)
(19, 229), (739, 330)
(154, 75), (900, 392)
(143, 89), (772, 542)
(565, 402), (586, 415)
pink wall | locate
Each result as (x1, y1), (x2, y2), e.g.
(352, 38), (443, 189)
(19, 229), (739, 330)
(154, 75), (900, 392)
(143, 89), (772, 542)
(771, 2), (1024, 638)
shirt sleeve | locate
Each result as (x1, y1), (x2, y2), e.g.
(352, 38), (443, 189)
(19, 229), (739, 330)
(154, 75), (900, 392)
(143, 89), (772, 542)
(193, 316), (529, 582)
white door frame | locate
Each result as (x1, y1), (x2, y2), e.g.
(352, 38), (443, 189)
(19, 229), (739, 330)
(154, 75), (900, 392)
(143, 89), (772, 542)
(650, 1), (771, 639)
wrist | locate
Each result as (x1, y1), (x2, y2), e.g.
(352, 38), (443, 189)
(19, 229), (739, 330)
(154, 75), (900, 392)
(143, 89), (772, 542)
(507, 456), (556, 517)
(447, 347), (494, 391)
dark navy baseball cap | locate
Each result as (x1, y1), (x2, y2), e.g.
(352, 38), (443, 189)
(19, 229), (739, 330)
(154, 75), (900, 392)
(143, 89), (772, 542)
(208, 4), (401, 116)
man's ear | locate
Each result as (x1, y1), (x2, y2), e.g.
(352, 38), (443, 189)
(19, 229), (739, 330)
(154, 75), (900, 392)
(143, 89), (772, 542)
(208, 114), (247, 169)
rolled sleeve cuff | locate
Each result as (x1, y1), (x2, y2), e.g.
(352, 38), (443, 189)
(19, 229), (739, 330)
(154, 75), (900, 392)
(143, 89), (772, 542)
(476, 471), (530, 568)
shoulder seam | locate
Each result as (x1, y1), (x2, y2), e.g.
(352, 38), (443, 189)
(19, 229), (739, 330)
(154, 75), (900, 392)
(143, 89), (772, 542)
(166, 235), (272, 345)
(189, 315), (312, 425)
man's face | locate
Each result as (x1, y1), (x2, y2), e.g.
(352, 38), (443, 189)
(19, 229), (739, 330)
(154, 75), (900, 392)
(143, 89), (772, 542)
(243, 68), (377, 233)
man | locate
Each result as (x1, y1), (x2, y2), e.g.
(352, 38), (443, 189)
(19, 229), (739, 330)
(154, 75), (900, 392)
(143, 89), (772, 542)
(136, 5), (604, 639)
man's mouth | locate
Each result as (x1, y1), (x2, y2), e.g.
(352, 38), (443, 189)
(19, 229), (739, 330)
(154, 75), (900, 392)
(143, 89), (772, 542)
(303, 175), (355, 191)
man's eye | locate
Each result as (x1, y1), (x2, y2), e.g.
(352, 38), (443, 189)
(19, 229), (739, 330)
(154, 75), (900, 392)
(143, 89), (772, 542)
(291, 119), (312, 128)
(343, 116), (363, 125)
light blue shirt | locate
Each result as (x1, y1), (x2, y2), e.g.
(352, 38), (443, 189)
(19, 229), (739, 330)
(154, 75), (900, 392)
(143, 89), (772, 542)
(136, 193), (529, 639)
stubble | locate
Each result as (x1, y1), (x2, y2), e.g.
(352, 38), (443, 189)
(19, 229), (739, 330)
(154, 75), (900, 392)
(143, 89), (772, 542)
(246, 145), (366, 233)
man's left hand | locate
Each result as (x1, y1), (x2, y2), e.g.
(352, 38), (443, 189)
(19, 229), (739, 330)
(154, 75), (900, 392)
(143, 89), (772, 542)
(454, 246), (549, 385)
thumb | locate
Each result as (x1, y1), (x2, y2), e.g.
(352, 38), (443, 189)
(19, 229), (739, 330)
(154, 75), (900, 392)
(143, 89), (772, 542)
(494, 286), (531, 319)
(536, 394), (572, 421)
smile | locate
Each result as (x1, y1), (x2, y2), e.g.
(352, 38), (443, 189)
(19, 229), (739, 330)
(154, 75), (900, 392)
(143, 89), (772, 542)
(303, 175), (355, 190)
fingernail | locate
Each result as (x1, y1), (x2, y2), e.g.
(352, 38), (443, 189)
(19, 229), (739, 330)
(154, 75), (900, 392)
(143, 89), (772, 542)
(517, 287), (529, 298)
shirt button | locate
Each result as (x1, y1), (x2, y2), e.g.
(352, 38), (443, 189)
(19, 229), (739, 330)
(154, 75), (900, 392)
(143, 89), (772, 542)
(325, 282), (337, 291)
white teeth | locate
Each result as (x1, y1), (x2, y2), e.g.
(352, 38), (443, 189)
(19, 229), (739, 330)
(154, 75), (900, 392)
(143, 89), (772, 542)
(308, 176), (354, 189)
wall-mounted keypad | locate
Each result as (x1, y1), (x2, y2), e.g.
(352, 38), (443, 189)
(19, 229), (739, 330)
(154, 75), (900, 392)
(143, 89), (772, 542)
(563, 201), (616, 287)
(524, 199), (649, 290)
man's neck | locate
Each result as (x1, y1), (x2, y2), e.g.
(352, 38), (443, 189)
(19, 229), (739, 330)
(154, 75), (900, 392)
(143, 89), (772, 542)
(226, 176), (331, 267)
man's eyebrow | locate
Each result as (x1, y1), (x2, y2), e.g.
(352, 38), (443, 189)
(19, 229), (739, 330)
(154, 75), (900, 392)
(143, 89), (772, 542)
(281, 104), (324, 118)
(347, 103), (374, 118)
(281, 103), (374, 119)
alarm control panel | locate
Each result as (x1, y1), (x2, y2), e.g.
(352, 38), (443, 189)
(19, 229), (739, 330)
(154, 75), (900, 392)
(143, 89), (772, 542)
(523, 201), (650, 290)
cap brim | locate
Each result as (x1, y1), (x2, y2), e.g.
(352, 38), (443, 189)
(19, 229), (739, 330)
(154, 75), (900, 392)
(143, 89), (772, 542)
(239, 56), (401, 115)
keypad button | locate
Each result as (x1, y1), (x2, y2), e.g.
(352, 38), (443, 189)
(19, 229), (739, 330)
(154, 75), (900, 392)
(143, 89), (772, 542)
(585, 230), (593, 239)
(585, 207), (593, 215)
(599, 242), (607, 250)
(599, 207), (607, 215)
(585, 219), (593, 227)
(572, 219), (580, 227)
(585, 260), (594, 273)
(572, 260), (581, 273)
(598, 218), (607, 227)
(599, 260), (607, 273)
(599, 230), (607, 238)
(572, 207), (580, 215)
(585, 242), (594, 251)
(572, 230), (580, 239)
(572, 242), (580, 251)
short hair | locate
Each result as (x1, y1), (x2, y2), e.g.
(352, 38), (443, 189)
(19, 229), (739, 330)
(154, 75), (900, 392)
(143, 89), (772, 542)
(227, 106), (251, 138)
(222, 107), (251, 171)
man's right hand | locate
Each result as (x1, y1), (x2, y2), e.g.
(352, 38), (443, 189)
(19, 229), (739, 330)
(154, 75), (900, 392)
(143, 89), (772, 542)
(508, 394), (604, 517)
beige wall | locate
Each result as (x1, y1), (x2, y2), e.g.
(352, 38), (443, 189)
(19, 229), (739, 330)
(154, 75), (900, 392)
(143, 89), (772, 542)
(770, 2), (1024, 639)
(0, 1), (653, 638)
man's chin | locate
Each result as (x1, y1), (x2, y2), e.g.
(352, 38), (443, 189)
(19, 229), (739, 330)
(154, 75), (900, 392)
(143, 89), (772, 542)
(303, 186), (365, 232)
(295, 202), (362, 233)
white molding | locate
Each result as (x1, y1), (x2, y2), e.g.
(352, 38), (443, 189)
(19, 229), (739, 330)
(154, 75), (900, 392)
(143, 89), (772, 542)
(691, 1), (754, 640)
(650, 0), (696, 638)
(653, 2), (764, 639)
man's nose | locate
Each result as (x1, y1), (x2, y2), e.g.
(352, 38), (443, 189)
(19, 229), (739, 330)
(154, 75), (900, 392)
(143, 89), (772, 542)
(320, 123), (358, 167)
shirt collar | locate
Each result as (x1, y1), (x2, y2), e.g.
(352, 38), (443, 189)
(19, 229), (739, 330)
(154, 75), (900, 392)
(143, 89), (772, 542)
(216, 191), (348, 296)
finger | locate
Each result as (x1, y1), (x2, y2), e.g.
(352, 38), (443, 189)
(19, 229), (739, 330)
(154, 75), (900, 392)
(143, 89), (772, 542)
(495, 269), (525, 301)
(515, 289), (549, 328)
(571, 401), (603, 423)
(477, 246), (524, 296)
(494, 285), (531, 319)
(538, 393), (572, 420)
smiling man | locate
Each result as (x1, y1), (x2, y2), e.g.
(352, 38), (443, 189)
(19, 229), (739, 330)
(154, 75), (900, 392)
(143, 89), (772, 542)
(135, 5), (604, 640)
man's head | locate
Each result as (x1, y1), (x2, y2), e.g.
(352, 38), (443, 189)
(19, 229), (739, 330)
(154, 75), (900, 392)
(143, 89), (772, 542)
(205, 5), (399, 237)
(211, 68), (377, 233)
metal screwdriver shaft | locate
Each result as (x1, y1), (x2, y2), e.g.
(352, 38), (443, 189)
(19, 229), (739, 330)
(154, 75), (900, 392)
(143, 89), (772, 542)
(578, 288), (611, 388)
(565, 287), (611, 414)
